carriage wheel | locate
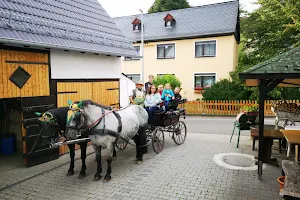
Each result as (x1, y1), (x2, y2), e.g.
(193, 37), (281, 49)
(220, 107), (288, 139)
(152, 128), (164, 154)
(172, 121), (187, 145)
(276, 118), (295, 128)
(116, 142), (128, 150)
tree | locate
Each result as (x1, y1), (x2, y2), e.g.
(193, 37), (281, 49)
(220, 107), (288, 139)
(148, 0), (190, 13)
(229, 0), (300, 101)
(152, 74), (181, 90)
(242, 0), (300, 63)
(202, 79), (250, 100)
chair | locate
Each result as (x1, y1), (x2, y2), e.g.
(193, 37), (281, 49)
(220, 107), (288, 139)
(230, 113), (251, 148)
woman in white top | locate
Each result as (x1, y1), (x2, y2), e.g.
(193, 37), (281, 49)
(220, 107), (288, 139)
(144, 85), (162, 125)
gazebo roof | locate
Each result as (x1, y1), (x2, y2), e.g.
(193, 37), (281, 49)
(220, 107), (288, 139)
(239, 46), (300, 86)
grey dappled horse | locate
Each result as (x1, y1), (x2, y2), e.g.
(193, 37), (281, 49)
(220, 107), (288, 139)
(64, 100), (148, 181)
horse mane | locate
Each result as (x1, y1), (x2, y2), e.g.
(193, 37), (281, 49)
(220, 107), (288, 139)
(80, 100), (113, 110)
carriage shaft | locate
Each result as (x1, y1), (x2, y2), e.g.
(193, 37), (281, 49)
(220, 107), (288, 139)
(50, 138), (91, 148)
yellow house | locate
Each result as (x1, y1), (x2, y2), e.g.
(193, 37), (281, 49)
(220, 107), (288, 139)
(114, 1), (240, 100)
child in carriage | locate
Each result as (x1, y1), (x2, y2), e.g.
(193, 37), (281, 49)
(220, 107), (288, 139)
(161, 83), (175, 111)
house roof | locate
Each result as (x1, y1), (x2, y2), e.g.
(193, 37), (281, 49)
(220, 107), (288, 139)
(114, 1), (239, 42)
(239, 46), (300, 80)
(0, 0), (138, 57)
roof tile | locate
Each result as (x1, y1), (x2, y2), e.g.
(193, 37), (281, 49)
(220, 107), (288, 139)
(0, 0), (137, 57)
(240, 46), (300, 77)
(114, 1), (238, 42)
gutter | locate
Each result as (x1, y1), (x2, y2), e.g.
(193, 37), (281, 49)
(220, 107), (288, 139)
(0, 37), (142, 58)
(130, 32), (236, 43)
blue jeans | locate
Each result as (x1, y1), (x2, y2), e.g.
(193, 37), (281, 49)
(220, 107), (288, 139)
(164, 101), (171, 111)
(145, 106), (159, 125)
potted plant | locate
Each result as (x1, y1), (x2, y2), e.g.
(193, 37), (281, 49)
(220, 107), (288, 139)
(240, 104), (259, 124)
(194, 86), (203, 94)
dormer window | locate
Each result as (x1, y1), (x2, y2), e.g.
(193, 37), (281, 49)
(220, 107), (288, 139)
(166, 21), (172, 27)
(164, 14), (176, 28)
(132, 18), (141, 32)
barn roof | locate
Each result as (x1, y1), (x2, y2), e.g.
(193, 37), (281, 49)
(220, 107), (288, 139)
(0, 0), (138, 57)
(114, 1), (239, 42)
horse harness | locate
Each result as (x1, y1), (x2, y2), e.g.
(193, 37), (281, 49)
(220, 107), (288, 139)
(88, 108), (123, 137)
(68, 108), (123, 139)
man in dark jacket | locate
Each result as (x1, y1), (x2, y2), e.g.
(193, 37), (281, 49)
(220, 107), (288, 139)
(174, 87), (182, 101)
(169, 87), (182, 110)
(144, 75), (154, 92)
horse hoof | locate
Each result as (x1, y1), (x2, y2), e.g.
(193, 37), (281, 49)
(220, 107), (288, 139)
(103, 176), (111, 182)
(94, 175), (101, 181)
(66, 170), (74, 176)
(78, 173), (86, 179)
(135, 160), (143, 165)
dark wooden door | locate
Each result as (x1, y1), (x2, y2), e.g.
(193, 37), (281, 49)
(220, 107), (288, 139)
(22, 96), (59, 167)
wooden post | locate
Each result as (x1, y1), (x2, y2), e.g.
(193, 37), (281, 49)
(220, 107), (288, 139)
(258, 80), (266, 180)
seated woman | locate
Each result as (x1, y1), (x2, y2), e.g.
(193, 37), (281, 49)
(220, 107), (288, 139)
(144, 85), (162, 126)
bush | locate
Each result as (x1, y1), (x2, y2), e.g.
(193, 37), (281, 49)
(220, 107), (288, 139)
(202, 79), (251, 100)
(152, 74), (182, 89)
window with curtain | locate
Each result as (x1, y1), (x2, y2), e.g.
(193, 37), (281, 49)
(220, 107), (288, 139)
(157, 44), (175, 59)
(195, 41), (216, 57)
(125, 46), (140, 60)
(126, 74), (141, 83)
(194, 73), (216, 89)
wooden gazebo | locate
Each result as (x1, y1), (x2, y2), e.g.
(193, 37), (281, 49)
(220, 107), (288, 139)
(239, 46), (300, 180)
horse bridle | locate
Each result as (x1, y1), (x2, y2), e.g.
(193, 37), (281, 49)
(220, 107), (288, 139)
(66, 108), (114, 138)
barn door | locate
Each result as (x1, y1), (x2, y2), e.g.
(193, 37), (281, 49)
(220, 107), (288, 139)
(22, 96), (59, 167)
(55, 80), (120, 155)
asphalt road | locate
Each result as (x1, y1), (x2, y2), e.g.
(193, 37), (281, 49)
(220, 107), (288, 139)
(184, 116), (275, 135)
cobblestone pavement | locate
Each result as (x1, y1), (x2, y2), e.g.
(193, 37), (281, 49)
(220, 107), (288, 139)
(0, 144), (96, 190)
(0, 132), (283, 200)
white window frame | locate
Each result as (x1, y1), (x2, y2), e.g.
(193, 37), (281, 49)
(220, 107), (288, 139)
(156, 43), (176, 59)
(193, 72), (217, 89)
(165, 20), (172, 28)
(194, 40), (217, 58)
(125, 46), (141, 61)
(126, 73), (141, 83)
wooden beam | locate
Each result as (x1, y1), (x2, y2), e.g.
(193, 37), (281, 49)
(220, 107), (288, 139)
(245, 79), (259, 86)
(258, 79), (266, 180)
(265, 79), (283, 94)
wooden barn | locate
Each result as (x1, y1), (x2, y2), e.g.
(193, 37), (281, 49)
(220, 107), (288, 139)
(0, 0), (138, 167)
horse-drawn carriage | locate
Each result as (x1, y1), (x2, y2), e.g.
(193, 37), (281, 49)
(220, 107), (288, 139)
(35, 99), (187, 181)
(116, 100), (187, 153)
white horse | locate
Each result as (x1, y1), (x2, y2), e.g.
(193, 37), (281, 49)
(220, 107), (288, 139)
(64, 100), (148, 181)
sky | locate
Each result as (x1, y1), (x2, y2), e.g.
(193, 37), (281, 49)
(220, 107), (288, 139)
(98, 0), (259, 18)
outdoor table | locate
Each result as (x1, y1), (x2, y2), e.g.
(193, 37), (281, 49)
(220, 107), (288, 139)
(250, 124), (284, 167)
(280, 127), (300, 162)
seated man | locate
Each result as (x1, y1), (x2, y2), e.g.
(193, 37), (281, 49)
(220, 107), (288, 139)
(169, 87), (182, 110)
(174, 87), (182, 101)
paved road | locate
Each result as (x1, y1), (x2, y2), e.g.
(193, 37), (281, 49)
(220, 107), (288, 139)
(184, 116), (275, 135)
(0, 117), (283, 200)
